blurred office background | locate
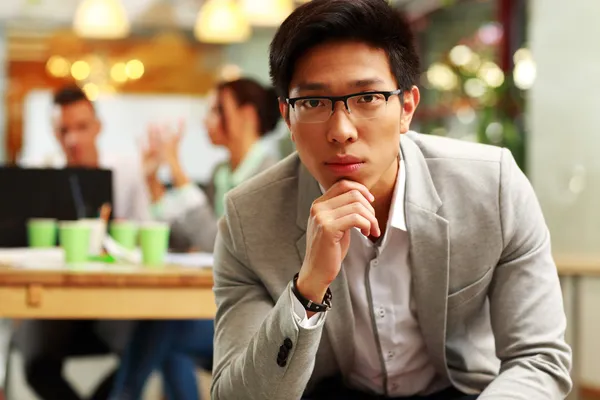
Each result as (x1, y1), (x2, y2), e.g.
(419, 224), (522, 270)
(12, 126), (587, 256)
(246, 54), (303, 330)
(0, 0), (598, 398)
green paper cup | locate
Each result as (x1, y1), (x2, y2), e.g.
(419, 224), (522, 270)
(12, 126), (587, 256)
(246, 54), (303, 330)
(27, 219), (57, 248)
(110, 221), (138, 250)
(59, 222), (91, 264)
(139, 223), (170, 267)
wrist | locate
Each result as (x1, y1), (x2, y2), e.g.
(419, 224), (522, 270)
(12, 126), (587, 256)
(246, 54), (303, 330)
(168, 160), (190, 188)
(146, 178), (165, 202)
(296, 272), (329, 305)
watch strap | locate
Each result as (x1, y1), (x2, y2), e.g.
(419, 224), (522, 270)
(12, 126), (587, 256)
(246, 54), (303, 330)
(291, 273), (332, 313)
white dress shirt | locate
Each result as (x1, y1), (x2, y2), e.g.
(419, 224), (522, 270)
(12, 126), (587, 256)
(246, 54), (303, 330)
(24, 151), (151, 222)
(292, 160), (442, 396)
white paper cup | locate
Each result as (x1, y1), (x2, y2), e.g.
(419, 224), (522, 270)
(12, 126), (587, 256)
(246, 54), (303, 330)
(77, 219), (107, 256)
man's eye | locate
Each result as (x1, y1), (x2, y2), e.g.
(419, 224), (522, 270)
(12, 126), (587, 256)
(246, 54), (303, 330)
(357, 94), (383, 103)
(298, 99), (324, 109)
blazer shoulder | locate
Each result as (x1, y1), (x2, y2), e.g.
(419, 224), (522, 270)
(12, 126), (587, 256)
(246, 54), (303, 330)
(408, 131), (504, 164)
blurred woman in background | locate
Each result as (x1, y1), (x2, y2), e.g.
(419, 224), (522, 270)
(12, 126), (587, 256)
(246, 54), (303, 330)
(109, 78), (281, 400)
(145, 77), (282, 252)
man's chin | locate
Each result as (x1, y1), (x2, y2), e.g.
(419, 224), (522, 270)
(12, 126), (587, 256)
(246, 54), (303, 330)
(66, 151), (86, 167)
(317, 173), (371, 192)
(67, 155), (81, 165)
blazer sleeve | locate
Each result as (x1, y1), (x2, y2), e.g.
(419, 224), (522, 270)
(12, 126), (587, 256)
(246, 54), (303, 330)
(211, 195), (325, 400)
(480, 149), (572, 399)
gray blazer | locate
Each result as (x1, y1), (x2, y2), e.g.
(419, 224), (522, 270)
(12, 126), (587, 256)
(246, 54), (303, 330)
(169, 156), (277, 252)
(211, 132), (572, 400)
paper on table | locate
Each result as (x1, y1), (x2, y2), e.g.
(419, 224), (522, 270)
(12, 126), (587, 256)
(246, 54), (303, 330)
(12, 260), (142, 273)
(0, 245), (213, 270)
(103, 235), (141, 264)
(0, 247), (64, 265)
(165, 252), (213, 268)
(0, 248), (83, 271)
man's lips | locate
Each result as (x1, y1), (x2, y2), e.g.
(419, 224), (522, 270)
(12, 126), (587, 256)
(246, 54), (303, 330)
(325, 155), (363, 165)
(324, 157), (365, 174)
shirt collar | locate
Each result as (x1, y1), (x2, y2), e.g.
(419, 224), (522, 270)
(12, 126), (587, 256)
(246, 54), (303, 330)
(317, 158), (407, 232)
(389, 159), (407, 231)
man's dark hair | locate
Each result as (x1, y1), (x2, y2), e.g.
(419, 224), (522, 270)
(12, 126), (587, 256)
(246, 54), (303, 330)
(218, 78), (281, 137)
(53, 84), (93, 109)
(269, 0), (420, 98)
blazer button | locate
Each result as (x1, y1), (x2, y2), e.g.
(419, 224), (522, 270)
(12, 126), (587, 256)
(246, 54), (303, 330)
(284, 338), (293, 350)
(278, 346), (288, 359)
(277, 357), (287, 367)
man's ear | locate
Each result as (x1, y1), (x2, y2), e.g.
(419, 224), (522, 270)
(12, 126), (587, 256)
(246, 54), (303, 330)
(400, 86), (420, 134)
(93, 118), (102, 138)
(278, 100), (295, 142)
(279, 100), (291, 128)
(51, 106), (62, 140)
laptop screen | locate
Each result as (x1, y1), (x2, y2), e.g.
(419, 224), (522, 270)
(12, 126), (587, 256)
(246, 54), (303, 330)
(0, 167), (113, 247)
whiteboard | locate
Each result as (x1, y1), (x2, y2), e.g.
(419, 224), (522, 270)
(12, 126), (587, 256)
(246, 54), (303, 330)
(20, 90), (232, 183)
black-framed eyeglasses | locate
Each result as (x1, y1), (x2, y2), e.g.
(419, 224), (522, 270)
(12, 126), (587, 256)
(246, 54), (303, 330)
(286, 89), (402, 124)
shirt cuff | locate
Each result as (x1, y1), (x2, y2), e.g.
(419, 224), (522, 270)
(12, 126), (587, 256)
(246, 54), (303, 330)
(289, 286), (327, 329)
(152, 183), (207, 222)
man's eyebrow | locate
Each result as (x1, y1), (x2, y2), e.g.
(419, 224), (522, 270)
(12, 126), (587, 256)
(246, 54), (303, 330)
(293, 82), (330, 92)
(350, 78), (386, 88)
(291, 78), (387, 95)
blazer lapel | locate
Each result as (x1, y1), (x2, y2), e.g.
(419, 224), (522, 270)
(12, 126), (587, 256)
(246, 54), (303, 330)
(295, 163), (356, 377)
(401, 134), (451, 379)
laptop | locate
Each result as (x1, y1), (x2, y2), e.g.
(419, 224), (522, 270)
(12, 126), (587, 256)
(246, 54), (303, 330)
(0, 167), (113, 247)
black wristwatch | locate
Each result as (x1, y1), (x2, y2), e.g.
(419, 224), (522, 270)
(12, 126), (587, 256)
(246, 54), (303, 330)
(291, 273), (332, 313)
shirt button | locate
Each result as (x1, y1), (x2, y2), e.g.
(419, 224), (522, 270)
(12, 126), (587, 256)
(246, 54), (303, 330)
(387, 351), (395, 360)
(372, 259), (379, 266)
(378, 308), (385, 318)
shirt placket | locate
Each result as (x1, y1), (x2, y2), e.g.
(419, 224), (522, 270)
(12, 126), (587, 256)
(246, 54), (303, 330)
(365, 240), (393, 396)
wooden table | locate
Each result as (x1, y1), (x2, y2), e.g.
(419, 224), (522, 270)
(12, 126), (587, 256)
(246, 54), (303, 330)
(0, 258), (216, 399)
(0, 263), (215, 319)
(556, 255), (600, 278)
(556, 256), (600, 400)
(0, 254), (598, 399)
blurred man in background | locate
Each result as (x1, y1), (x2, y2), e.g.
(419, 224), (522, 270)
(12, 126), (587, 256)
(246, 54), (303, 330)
(15, 84), (149, 400)
(28, 84), (150, 221)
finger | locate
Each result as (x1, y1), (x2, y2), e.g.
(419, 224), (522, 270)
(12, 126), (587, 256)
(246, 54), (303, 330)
(176, 118), (186, 138)
(320, 179), (374, 203)
(328, 213), (372, 239)
(319, 189), (375, 216)
(148, 124), (160, 146)
(161, 122), (170, 140)
(328, 202), (380, 237)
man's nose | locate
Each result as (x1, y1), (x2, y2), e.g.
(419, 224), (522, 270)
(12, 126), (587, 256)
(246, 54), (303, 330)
(64, 132), (79, 147)
(325, 102), (358, 144)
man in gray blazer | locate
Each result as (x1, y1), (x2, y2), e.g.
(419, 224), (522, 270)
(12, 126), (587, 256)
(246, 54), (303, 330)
(211, 1), (572, 399)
